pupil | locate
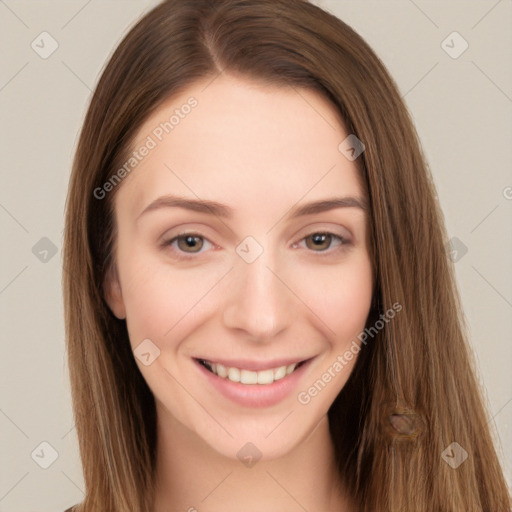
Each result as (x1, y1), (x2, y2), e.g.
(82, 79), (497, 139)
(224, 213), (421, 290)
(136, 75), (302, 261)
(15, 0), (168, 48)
(180, 235), (202, 252)
(310, 233), (330, 250)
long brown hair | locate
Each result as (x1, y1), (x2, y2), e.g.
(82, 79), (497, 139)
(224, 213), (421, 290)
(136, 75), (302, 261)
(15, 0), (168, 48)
(63, 1), (511, 510)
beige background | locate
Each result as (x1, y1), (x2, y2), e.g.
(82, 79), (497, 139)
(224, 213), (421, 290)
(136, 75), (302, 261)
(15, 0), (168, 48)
(0, 1), (511, 510)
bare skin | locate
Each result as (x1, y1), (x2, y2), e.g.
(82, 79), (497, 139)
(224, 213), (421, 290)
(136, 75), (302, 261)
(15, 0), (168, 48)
(105, 74), (371, 511)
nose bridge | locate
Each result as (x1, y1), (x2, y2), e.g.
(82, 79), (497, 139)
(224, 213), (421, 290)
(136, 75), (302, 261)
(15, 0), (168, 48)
(222, 247), (292, 340)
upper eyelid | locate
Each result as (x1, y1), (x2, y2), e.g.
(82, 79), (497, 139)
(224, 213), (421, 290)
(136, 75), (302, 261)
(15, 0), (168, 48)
(163, 221), (352, 241)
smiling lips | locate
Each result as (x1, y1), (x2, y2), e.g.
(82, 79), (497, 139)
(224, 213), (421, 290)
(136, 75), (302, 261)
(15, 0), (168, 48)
(197, 358), (306, 385)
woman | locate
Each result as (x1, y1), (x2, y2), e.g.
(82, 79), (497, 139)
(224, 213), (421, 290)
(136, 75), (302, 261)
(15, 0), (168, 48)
(62, 0), (511, 510)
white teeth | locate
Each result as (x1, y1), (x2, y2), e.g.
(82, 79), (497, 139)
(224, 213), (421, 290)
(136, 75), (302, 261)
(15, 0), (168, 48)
(273, 365), (287, 380)
(227, 367), (240, 382)
(216, 363), (228, 378)
(257, 369), (274, 385)
(286, 363), (297, 375)
(240, 369), (258, 384)
(202, 360), (301, 385)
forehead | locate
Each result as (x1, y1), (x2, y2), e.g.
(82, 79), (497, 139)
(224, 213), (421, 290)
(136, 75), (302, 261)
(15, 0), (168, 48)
(118, 74), (366, 218)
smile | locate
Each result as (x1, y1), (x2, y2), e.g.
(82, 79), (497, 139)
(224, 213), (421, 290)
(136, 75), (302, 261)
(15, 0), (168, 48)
(194, 356), (313, 408)
(197, 358), (306, 385)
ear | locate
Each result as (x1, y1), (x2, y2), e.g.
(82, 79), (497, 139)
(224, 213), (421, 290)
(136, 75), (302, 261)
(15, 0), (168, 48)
(103, 264), (126, 319)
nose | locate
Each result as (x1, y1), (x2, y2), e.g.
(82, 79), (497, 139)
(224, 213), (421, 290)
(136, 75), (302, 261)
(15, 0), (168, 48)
(222, 249), (294, 342)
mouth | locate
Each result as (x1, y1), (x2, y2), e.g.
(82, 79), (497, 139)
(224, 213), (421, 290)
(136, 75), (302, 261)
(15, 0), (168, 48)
(193, 355), (315, 408)
(196, 358), (308, 385)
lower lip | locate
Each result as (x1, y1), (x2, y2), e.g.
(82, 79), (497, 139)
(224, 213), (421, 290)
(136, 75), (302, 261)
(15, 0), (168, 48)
(195, 359), (312, 408)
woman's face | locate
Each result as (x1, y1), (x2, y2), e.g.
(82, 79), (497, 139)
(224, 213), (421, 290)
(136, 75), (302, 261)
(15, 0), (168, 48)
(105, 74), (373, 460)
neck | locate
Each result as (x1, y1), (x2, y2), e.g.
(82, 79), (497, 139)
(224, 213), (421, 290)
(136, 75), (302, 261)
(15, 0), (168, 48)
(152, 406), (354, 512)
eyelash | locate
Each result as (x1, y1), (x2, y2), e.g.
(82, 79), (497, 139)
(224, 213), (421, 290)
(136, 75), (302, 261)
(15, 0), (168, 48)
(161, 231), (351, 260)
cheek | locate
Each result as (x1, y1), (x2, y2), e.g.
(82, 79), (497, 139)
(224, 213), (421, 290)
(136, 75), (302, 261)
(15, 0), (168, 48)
(292, 254), (373, 345)
(114, 244), (176, 346)
(116, 251), (226, 348)
(292, 259), (372, 410)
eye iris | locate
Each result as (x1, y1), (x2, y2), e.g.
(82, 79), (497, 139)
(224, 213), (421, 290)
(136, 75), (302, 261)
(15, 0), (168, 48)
(177, 235), (203, 253)
(306, 233), (331, 251)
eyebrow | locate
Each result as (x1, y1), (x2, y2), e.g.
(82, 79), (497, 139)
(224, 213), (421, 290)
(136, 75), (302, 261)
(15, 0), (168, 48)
(136, 194), (368, 221)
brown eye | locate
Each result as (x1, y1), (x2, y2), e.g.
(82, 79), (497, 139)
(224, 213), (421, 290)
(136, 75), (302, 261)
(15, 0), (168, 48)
(161, 232), (214, 260)
(305, 233), (335, 251)
(176, 234), (204, 253)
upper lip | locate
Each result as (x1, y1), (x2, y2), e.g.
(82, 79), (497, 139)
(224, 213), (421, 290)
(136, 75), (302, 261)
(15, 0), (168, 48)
(194, 357), (312, 372)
